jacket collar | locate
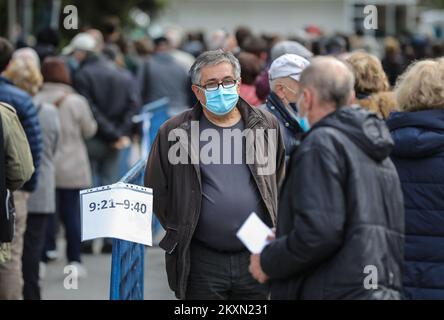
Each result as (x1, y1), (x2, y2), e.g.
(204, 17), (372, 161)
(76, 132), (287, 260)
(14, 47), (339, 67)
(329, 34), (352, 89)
(0, 76), (13, 85)
(266, 91), (302, 133)
(41, 82), (74, 93)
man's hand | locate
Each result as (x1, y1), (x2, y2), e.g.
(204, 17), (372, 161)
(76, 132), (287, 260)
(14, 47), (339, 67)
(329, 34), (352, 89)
(112, 136), (131, 150)
(267, 228), (276, 242)
(249, 254), (269, 284)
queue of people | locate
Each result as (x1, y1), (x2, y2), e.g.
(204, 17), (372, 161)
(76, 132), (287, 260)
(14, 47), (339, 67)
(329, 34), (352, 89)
(144, 36), (444, 300)
(0, 21), (444, 301)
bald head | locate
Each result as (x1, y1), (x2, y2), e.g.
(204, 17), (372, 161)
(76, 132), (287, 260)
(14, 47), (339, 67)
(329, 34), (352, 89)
(300, 56), (355, 108)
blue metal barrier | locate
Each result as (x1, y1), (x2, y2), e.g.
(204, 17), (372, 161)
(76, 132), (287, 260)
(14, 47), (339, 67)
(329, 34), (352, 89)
(110, 159), (147, 300)
(133, 99), (170, 238)
(109, 98), (170, 300)
(133, 97), (170, 159)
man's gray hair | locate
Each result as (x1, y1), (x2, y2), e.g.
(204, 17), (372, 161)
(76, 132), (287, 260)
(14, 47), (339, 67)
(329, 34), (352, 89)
(300, 57), (355, 108)
(189, 49), (241, 85)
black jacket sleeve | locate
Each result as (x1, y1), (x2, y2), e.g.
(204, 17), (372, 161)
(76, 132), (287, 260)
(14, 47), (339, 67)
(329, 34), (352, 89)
(119, 76), (141, 137)
(144, 129), (169, 228)
(261, 145), (346, 280)
(74, 71), (120, 142)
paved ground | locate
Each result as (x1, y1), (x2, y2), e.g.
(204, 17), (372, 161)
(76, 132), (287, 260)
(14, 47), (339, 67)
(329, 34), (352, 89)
(41, 240), (175, 300)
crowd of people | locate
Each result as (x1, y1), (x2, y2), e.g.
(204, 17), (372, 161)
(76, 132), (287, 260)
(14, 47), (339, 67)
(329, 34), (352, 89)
(0, 20), (443, 300)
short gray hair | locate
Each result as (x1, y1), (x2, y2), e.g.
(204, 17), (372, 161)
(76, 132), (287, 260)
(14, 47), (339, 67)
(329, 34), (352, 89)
(189, 49), (241, 85)
(300, 57), (355, 108)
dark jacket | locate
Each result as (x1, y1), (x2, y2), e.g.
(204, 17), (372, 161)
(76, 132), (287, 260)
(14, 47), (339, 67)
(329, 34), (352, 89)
(144, 98), (286, 299)
(261, 106), (405, 300)
(387, 109), (444, 300)
(262, 92), (304, 160)
(137, 52), (190, 115)
(0, 76), (42, 192)
(74, 54), (141, 143)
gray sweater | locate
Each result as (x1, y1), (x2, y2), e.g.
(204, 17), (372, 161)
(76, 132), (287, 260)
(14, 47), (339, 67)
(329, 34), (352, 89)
(27, 102), (60, 214)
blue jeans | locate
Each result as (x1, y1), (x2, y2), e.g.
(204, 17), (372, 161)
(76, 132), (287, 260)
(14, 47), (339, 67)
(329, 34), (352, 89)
(42, 214), (57, 262)
(57, 189), (81, 263)
(185, 240), (268, 300)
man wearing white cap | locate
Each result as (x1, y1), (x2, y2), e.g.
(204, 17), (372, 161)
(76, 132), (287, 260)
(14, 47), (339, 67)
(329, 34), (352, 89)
(262, 53), (310, 160)
(61, 33), (97, 78)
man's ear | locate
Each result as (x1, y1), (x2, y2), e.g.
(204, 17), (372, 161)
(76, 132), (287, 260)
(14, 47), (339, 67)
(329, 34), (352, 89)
(274, 82), (286, 100)
(192, 84), (206, 105)
(236, 78), (242, 94)
(348, 90), (356, 105)
(191, 84), (200, 96)
(303, 88), (313, 111)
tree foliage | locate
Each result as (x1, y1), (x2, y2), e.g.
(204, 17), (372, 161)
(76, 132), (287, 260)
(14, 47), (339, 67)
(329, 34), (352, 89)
(423, 0), (444, 8)
(60, 0), (166, 29)
(0, 0), (166, 39)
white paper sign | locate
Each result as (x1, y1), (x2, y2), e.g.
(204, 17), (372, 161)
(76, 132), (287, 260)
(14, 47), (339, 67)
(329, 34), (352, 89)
(236, 212), (274, 254)
(80, 182), (153, 246)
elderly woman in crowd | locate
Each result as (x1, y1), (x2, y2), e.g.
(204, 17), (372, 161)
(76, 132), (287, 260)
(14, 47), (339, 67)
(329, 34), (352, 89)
(347, 51), (397, 119)
(386, 59), (444, 299)
(34, 57), (97, 284)
(3, 48), (60, 300)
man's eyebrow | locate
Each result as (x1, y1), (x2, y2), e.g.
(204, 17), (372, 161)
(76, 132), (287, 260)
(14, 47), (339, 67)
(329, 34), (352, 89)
(203, 78), (219, 83)
(203, 76), (235, 83)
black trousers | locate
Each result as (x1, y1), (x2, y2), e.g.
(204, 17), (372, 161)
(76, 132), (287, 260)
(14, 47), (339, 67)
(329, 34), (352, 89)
(185, 240), (268, 300)
(22, 213), (49, 300)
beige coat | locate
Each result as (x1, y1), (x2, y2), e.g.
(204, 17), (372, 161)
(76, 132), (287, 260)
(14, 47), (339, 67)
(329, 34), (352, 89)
(34, 83), (97, 189)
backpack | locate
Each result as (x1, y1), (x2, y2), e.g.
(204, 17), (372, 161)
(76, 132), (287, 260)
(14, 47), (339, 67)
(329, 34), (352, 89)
(0, 108), (15, 243)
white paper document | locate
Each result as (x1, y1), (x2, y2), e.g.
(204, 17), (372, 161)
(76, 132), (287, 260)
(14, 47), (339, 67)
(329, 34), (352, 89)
(80, 182), (153, 246)
(236, 212), (274, 254)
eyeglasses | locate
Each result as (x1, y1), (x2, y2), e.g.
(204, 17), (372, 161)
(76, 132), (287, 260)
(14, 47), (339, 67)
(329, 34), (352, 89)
(197, 79), (238, 92)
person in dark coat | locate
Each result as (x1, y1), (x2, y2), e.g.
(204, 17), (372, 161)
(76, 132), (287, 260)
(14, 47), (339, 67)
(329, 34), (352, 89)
(261, 54), (311, 161)
(70, 31), (140, 253)
(387, 58), (444, 300)
(249, 57), (405, 300)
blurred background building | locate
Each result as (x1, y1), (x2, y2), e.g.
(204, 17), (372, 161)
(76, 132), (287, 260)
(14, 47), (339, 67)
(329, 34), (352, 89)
(157, 0), (419, 37)
(1, 0), (444, 44)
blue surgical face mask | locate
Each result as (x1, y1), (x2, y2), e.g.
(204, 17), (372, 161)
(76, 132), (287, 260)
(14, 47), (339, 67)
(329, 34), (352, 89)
(296, 115), (311, 132)
(202, 86), (239, 116)
(296, 95), (311, 132)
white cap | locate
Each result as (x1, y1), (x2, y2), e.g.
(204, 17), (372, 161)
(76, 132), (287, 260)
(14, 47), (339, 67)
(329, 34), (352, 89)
(268, 53), (310, 82)
(271, 40), (313, 61)
(62, 33), (97, 55)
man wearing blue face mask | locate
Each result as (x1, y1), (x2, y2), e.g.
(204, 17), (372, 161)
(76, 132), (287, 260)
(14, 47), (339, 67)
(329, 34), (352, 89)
(145, 50), (286, 300)
(261, 54), (310, 161)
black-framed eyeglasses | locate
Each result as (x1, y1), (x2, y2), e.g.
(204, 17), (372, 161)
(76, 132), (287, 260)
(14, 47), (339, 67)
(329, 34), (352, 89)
(197, 79), (238, 92)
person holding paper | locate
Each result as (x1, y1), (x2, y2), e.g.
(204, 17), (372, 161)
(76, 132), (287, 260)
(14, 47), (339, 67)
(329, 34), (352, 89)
(145, 50), (285, 300)
(249, 57), (404, 300)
